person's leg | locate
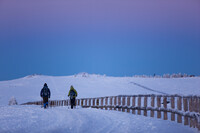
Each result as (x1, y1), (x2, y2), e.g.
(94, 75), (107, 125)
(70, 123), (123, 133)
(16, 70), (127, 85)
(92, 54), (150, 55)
(70, 99), (73, 109)
(43, 97), (46, 108)
(71, 98), (75, 109)
(46, 98), (49, 107)
(43, 97), (48, 108)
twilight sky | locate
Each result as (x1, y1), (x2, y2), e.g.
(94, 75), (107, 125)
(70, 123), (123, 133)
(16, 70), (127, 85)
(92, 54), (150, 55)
(0, 0), (200, 81)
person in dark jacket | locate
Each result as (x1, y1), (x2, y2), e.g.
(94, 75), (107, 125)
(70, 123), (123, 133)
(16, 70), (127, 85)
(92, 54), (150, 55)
(40, 83), (51, 108)
(68, 85), (78, 109)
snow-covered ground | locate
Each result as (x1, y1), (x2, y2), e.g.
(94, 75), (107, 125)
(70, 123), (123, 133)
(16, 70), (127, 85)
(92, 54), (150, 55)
(0, 105), (198, 133)
(0, 74), (199, 133)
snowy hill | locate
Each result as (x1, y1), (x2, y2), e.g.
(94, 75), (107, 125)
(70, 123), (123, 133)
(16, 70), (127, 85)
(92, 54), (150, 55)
(0, 74), (200, 133)
(0, 74), (200, 105)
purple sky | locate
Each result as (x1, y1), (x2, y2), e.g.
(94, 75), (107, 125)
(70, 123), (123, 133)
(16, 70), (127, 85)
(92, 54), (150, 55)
(0, 0), (200, 80)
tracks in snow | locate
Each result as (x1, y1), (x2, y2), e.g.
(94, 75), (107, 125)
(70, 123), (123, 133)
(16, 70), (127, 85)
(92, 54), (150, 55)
(130, 82), (168, 95)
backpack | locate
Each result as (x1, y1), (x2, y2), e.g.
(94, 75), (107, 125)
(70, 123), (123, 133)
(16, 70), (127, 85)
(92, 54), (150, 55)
(43, 87), (49, 97)
(69, 89), (76, 99)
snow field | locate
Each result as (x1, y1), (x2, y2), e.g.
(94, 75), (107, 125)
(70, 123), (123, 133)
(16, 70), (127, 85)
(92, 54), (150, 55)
(0, 105), (198, 133)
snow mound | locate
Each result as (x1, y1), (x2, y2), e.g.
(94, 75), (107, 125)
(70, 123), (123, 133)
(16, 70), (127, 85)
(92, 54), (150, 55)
(8, 97), (18, 105)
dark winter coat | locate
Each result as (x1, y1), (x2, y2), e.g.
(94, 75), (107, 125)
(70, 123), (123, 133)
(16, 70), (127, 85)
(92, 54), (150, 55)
(40, 86), (51, 98)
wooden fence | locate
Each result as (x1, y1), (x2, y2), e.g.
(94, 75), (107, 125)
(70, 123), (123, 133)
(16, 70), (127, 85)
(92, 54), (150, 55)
(22, 94), (200, 131)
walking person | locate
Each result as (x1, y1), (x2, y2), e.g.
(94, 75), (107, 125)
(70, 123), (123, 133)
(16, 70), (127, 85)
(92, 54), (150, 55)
(40, 83), (51, 108)
(68, 85), (78, 109)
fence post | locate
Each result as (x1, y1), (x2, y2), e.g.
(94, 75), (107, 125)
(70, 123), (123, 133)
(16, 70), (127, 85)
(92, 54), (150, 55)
(118, 96), (121, 111)
(81, 99), (83, 106)
(114, 96), (117, 110)
(189, 97), (193, 112)
(183, 97), (189, 125)
(151, 96), (155, 117)
(93, 98), (95, 108)
(85, 99), (87, 106)
(171, 96), (175, 121)
(96, 99), (99, 109)
(132, 96), (136, 114)
(138, 96), (141, 115)
(157, 96), (161, 118)
(127, 96), (130, 113)
(199, 97), (200, 113)
(89, 99), (91, 107)
(122, 97), (126, 112)
(163, 96), (168, 120)
(177, 96), (182, 123)
(101, 97), (104, 109)
(144, 96), (147, 116)
(194, 96), (198, 113)
(110, 97), (113, 110)
(105, 97), (108, 110)
(64, 100), (66, 106)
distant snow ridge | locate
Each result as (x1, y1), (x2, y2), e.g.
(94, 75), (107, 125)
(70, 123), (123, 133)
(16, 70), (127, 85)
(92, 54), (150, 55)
(25, 74), (43, 78)
(133, 73), (196, 78)
(8, 97), (18, 105)
(74, 72), (106, 77)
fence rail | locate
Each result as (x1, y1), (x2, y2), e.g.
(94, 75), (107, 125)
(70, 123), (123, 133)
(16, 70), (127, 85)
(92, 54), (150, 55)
(22, 94), (200, 131)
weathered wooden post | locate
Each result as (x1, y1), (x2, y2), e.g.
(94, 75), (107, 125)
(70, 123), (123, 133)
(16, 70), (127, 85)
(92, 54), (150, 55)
(89, 99), (91, 107)
(194, 96), (198, 113)
(189, 97), (193, 112)
(64, 100), (66, 106)
(151, 95), (155, 117)
(163, 96), (168, 120)
(144, 96), (147, 116)
(190, 118), (194, 128)
(157, 96), (161, 118)
(96, 99), (99, 109)
(198, 97), (200, 113)
(183, 97), (189, 125)
(114, 96), (117, 110)
(177, 96), (182, 123)
(198, 97), (200, 114)
(138, 96), (141, 115)
(78, 99), (80, 106)
(101, 97), (104, 109)
(110, 97), (113, 110)
(171, 96), (175, 121)
(118, 96), (121, 111)
(105, 97), (108, 110)
(122, 97), (126, 112)
(81, 99), (83, 106)
(127, 96), (130, 113)
(132, 96), (136, 114)
(93, 98), (96, 107)
(85, 99), (88, 107)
